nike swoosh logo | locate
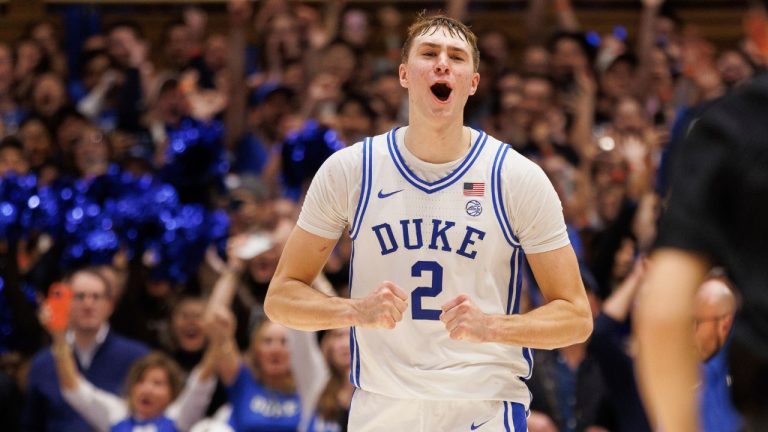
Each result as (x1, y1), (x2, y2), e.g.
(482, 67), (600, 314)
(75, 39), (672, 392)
(470, 419), (491, 430)
(377, 189), (404, 199)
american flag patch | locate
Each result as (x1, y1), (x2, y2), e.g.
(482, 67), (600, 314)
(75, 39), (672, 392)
(463, 182), (485, 196)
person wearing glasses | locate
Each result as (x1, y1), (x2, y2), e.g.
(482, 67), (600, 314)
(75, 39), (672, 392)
(23, 268), (149, 432)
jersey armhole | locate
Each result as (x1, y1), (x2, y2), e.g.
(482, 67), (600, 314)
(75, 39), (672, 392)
(491, 143), (521, 247)
(349, 137), (374, 239)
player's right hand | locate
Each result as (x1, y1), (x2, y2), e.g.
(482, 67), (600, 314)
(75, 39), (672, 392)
(352, 281), (408, 329)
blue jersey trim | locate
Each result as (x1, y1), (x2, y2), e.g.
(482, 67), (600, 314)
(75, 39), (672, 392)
(389, 127), (485, 186)
(513, 250), (524, 314)
(386, 128), (488, 194)
(503, 402), (511, 431)
(507, 247), (523, 315)
(522, 347), (534, 380)
(348, 328), (357, 388)
(347, 245), (360, 388)
(350, 138), (373, 239)
(353, 327), (361, 386)
(492, 144), (521, 246)
(491, 144), (516, 246)
(511, 402), (527, 431)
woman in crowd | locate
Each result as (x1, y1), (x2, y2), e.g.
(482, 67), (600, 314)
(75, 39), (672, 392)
(48, 317), (219, 431)
(205, 308), (326, 432)
(306, 327), (353, 432)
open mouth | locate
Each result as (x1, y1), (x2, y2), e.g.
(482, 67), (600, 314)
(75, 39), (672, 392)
(430, 83), (452, 102)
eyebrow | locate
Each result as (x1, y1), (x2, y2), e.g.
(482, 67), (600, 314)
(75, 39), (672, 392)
(417, 42), (470, 56)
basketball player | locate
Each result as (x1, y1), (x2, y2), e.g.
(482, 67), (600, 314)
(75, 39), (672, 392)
(264, 14), (592, 431)
(635, 3), (768, 431)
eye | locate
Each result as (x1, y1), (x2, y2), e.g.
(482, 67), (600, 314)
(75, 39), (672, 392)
(423, 51), (436, 57)
(451, 55), (464, 61)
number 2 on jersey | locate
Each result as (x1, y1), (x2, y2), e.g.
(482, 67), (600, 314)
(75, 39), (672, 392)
(411, 261), (443, 320)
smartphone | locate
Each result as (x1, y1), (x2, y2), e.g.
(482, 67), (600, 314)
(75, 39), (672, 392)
(47, 283), (73, 332)
(235, 233), (273, 260)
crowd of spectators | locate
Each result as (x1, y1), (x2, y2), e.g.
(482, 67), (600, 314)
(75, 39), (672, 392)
(0, 0), (756, 430)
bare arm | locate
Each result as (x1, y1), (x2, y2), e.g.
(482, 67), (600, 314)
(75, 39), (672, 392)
(633, 0), (663, 100)
(602, 258), (644, 322)
(264, 226), (408, 331)
(635, 248), (709, 432)
(567, 61), (597, 158)
(51, 337), (80, 391)
(441, 245), (593, 349)
(321, 0), (345, 47)
(526, 0), (549, 45)
(205, 306), (242, 386)
(446, 0), (469, 22)
(554, 0), (581, 32)
(54, 340), (126, 432)
(224, 0), (250, 150)
(166, 364), (218, 431)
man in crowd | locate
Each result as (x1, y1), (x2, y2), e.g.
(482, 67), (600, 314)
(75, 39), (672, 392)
(23, 268), (149, 432)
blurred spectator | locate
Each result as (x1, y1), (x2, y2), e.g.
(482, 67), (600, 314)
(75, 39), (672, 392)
(26, 20), (68, 78)
(18, 116), (58, 184)
(588, 259), (651, 432)
(55, 347), (216, 432)
(23, 268), (149, 432)
(205, 311), (321, 432)
(307, 328), (353, 432)
(694, 277), (742, 432)
(528, 278), (612, 432)
(13, 38), (49, 107)
(0, 136), (29, 176)
(168, 295), (229, 416)
(0, 42), (23, 137)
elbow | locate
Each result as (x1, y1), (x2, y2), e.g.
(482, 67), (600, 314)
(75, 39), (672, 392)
(263, 279), (286, 325)
(262, 289), (279, 323)
(572, 308), (594, 344)
(578, 313), (594, 342)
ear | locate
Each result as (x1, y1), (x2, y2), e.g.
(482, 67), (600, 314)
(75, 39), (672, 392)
(399, 63), (408, 89)
(719, 315), (734, 338)
(468, 72), (480, 96)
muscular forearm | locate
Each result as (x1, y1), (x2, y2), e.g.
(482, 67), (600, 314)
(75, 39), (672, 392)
(264, 279), (357, 331)
(485, 299), (592, 349)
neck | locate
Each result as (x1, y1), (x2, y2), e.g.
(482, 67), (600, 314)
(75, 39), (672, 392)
(262, 372), (289, 392)
(403, 117), (468, 164)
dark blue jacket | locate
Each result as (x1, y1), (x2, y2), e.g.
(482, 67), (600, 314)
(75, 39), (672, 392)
(22, 331), (149, 432)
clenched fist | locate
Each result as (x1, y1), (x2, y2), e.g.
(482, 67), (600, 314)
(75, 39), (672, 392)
(440, 294), (491, 342)
(352, 281), (408, 329)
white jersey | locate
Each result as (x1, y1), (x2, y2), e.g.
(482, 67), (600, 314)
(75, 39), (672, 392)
(298, 127), (569, 407)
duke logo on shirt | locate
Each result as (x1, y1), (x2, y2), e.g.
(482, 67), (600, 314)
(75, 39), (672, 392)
(250, 395), (299, 418)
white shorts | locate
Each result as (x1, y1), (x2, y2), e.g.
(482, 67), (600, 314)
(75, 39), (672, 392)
(348, 389), (528, 432)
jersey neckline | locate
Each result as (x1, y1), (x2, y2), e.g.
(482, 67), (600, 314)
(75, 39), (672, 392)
(386, 126), (489, 194)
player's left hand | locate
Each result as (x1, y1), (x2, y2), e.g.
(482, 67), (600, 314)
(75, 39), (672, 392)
(440, 294), (490, 342)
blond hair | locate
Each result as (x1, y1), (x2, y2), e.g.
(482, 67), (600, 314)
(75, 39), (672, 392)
(401, 13), (480, 72)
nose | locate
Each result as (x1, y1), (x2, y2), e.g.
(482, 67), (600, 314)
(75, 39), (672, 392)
(434, 53), (450, 74)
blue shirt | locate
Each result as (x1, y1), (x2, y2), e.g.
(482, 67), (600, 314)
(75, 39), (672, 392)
(22, 331), (149, 432)
(227, 365), (301, 432)
(112, 415), (177, 432)
(307, 412), (342, 432)
(700, 339), (742, 432)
